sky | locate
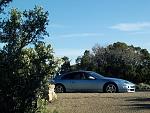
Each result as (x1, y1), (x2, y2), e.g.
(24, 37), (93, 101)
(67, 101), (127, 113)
(6, 0), (150, 64)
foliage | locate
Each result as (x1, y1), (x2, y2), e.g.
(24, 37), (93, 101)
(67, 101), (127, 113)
(59, 56), (71, 74)
(136, 83), (150, 91)
(74, 42), (150, 83)
(36, 97), (49, 113)
(0, 0), (12, 12)
(80, 50), (94, 70)
(51, 109), (59, 113)
(0, 4), (59, 113)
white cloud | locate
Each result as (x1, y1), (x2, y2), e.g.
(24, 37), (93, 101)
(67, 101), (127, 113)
(54, 48), (86, 64)
(54, 48), (85, 57)
(58, 33), (103, 38)
(128, 31), (150, 35)
(110, 22), (150, 31)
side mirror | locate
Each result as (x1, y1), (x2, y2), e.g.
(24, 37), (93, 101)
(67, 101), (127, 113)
(88, 76), (95, 80)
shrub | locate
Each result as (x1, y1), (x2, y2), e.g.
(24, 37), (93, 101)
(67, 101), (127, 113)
(136, 83), (150, 91)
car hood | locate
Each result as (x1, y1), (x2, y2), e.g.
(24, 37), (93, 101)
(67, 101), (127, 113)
(103, 77), (135, 85)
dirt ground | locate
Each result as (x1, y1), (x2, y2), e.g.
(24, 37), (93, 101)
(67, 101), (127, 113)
(48, 92), (150, 113)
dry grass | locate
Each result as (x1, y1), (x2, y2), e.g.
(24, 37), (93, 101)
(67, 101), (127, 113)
(48, 92), (150, 113)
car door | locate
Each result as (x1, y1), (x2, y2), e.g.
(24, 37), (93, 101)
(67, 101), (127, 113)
(70, 72), (99, 92)
(60, 73), (72, 91)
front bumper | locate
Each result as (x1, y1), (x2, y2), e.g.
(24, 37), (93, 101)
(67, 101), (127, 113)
(122, 85), (135, 92)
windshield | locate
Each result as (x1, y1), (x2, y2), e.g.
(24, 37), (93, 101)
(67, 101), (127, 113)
(89, 72), (104, 78)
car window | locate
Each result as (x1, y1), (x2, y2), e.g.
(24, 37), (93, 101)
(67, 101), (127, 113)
(61, 73), (72, 80)
(81, 72), (89, 80)
(72, 73), (81, 80)
(89, 72), (104, 78)
(73, 72), (90, 80)
(83, 72), (96, 80)
(61, 72), (81, 80)
(61, 72), (95, 80)
(73, 72), (91, 80)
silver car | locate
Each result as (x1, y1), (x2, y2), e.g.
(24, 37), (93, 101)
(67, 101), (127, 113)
(53, 71), (135, 93)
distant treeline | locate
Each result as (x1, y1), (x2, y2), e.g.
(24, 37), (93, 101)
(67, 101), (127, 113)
(60, 42), (150, 84)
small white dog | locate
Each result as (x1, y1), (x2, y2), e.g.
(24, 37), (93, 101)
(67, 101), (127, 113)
(48, 84), (57, 102)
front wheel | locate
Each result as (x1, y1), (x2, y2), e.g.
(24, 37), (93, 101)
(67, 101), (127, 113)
(55, 84), (65, 93)
(104, 83), (118, 93)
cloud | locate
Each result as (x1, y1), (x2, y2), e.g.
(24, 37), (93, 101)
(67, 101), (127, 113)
(54, 48), (85, 57)
(128, 31), (150, 35)
(110, 22), (150, 31)
(58, 33), (103, 38)
(54, 48), (86, 64)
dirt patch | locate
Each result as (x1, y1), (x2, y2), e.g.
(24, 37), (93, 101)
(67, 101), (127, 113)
(48, 92), (150, 113)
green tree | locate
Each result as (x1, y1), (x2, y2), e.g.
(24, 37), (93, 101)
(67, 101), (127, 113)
(60, 56), (71, 74)
(92, 42), (146, 82)
(0, 4), (58, 113)
(0, 0), (12, 12)
(80, 50), (93, 70)
(75, 56), (82, 70)
(75, 42), (150, 83)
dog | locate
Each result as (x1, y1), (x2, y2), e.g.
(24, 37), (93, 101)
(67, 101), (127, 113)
(48, 84), (57, 102)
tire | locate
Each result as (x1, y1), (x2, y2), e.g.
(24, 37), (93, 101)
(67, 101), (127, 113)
(104, 83), (118, 93)
(55, 84), (65, 93)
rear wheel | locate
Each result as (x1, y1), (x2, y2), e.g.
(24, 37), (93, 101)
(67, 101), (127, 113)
(104, 83), (118, 93)
(55, 84), (65, 93)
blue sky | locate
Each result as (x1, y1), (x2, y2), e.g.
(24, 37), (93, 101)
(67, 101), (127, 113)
(8, 0), (150, 64)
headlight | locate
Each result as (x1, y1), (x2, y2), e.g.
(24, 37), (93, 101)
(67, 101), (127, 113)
(122, 81), (131, 86)
(123, 81), (134, 86)
(123, 81), (129, 84)
(122, 82), (129, 88)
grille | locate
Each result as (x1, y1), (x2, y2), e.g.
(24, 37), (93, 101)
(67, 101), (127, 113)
(130, 86), (135, 88)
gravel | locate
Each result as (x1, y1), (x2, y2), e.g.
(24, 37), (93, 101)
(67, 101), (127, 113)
(48, 92), (150, 113)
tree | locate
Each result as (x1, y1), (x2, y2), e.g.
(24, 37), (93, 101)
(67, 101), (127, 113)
(75, 42), (150, 83)
(0, 5), (59, 113)
(75, 56), (82, 70)
(60, 56), (71, 74)
(0, 0), (12, 12)
(92, 42), (149, 82)
(80, 50), (93, 70)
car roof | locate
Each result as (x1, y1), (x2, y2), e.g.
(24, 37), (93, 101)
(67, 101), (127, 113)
(61, 70), (92, 75)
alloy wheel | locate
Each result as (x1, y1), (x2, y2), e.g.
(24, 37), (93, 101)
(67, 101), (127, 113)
(105, 84), (117, 93)
(55, 85), (64, 93)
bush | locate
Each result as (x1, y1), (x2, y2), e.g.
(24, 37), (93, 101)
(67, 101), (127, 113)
(0, 5), (62, 113)
(136, 83), (150, 91)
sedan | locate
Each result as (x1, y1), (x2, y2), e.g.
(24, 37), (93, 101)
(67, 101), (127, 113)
(53, 71), (135, 93)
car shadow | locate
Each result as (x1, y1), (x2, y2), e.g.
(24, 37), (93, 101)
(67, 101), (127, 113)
(125, 98), (150, 109)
